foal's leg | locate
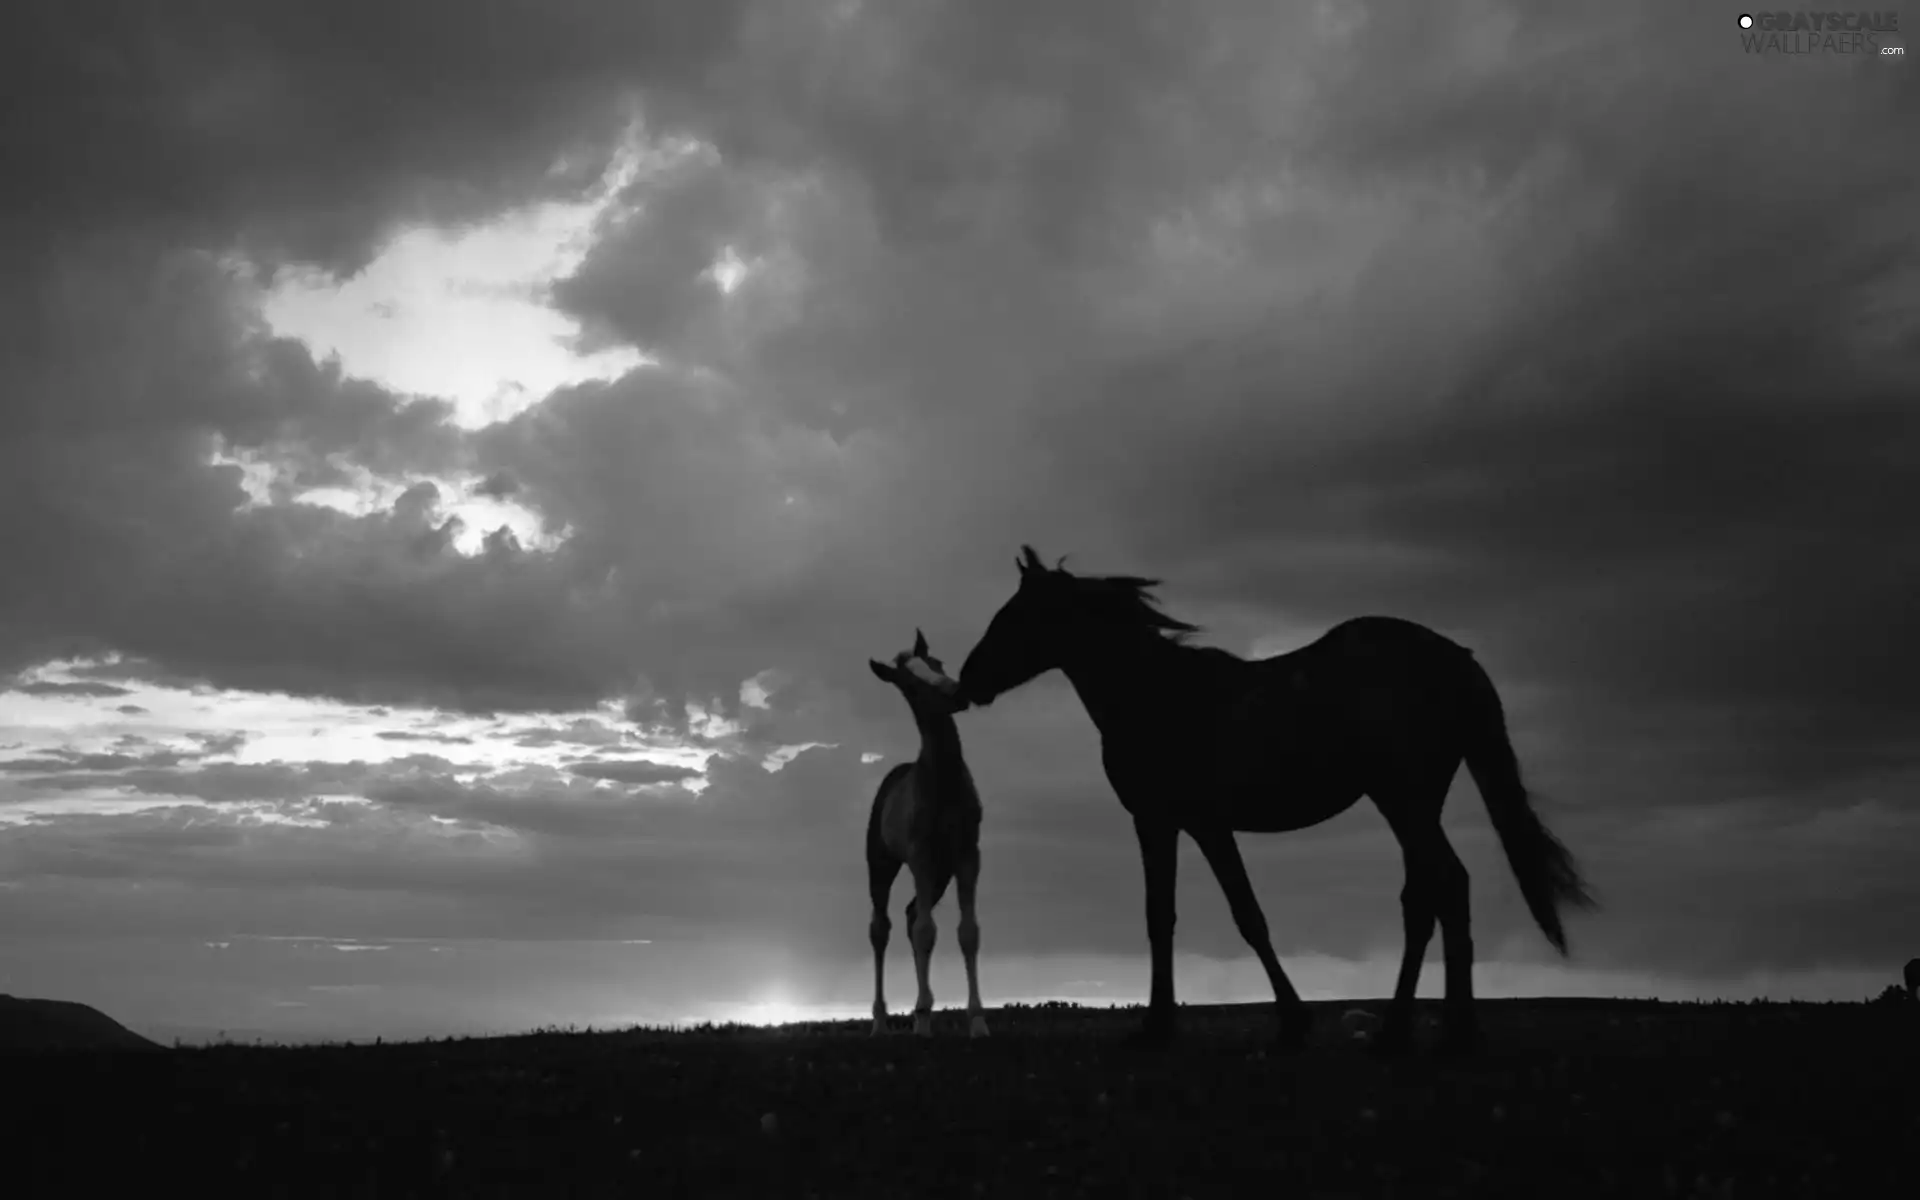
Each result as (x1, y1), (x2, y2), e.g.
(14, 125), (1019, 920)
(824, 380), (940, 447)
(1132, 814), (1181, 1044)
(868, 853), (904, 1035)
(955, 848), (989, 1038)
(908, 864), (951, 1038)
(1190, 826), (1312, 1051)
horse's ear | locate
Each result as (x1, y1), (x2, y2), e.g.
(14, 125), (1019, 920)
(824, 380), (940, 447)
(912, 628), (929, 658)
(868, 659), (895, 683)
(1020, 545), (1045, 573)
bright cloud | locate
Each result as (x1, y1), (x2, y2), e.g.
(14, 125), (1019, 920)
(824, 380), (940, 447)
(252, 130), (657, 428)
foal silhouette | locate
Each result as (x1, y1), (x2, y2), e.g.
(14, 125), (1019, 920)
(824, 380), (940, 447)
(958, 546), (1596, 1054)
(865, 631), (989, 1038)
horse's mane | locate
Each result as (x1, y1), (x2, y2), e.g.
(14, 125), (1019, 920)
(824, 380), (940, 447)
(1055, 569), (1203, 644)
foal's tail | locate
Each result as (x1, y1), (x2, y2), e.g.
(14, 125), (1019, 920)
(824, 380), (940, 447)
(1459, 658), (1597, 955)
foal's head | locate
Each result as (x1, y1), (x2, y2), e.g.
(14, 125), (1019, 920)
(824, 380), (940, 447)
(958, 545), (1199, 707)
(869, 629), (968, 721)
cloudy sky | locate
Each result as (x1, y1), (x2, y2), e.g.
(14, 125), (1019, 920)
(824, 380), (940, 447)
(3, 1), (1916, 1043)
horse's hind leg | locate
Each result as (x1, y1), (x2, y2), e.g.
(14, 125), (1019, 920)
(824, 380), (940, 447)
(1375, 809), (1439, 1055)
(1378, 790), (1476, 1055)
(1190, 826), (1311, 1051)
(1427, 827), (1478, 1053)
(868, 852), (904, 1035)
(955, 848), (989, 1038)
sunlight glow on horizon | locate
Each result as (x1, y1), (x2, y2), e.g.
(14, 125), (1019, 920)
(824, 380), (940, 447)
(5, 928), (1897, 1048)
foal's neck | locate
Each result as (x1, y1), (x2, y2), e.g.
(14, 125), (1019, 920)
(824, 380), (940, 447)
(912, 708), (965, 773)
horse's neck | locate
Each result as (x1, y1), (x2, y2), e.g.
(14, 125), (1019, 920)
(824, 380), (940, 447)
(1061, 631), (1216, 737)
(912, 712), (970, 790)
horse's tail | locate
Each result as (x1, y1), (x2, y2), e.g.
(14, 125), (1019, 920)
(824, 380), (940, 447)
(1459, 657), (1597, 956)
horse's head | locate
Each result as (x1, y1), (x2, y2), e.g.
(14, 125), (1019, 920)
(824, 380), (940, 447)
(959, 545), (1199, 708)
(956, 545), (1082, 707)
(869, 628), (968, 718)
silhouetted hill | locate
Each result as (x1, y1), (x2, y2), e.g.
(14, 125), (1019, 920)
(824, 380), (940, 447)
(0, 994), (164, 1053)
(2, 999), (1913, 1195)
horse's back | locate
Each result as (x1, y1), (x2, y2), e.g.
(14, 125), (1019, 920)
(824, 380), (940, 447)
(1297, 615), (1473, 660)
(1174, 615), (1483, 816)
(1253, 615), (1475, 699)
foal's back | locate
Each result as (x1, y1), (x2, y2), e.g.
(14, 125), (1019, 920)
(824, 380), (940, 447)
(869, 755), (981, 873)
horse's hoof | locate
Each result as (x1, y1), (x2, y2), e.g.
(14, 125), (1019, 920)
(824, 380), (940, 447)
(870, 1017), (888, 1037)
(913, 1012), (933, 1038)
(969, 1014), (990, 1039)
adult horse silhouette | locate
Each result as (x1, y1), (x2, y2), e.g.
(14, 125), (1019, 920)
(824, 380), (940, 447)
(865, 631), (990, 1038)
(957, 546), (1596, 1054)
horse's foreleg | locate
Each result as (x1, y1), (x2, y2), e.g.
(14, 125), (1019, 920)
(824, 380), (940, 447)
(955, 849), (989, 1038)
(1191, 826), (1311, 1051)
(1132, 814), (1180, 1044)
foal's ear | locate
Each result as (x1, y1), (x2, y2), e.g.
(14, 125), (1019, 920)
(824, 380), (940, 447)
(868, 659), (897, 683)
(1019, 545), (1045, 573)
(912, 628), (929, 658)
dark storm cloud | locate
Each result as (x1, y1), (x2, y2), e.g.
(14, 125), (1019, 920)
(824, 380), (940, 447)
(1042, 5), (1920, 817)
(4, 0), (749, 276)
(2, 0), (1916, 992)
(471, 472), (519, 500)
(564, 760), (703, 786)
(189, 731), (250, 757)
(0, 744), (887, 948)
(6, 680), (135, 699)
(509, 720), (630, 750)
(0, 735), (249, 777)
(1, 750), (189, 775)
(375, 731), (476, 746)
(363, 772), (680, 842)
(2, 759), (377, 803)
(0, 0), (746, 711)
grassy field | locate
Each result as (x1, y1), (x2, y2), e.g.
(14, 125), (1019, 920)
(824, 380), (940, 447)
(6, 998), (1915, 1198)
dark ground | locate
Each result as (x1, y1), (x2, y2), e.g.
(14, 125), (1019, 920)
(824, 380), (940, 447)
(4, 998), (1914, 1198)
